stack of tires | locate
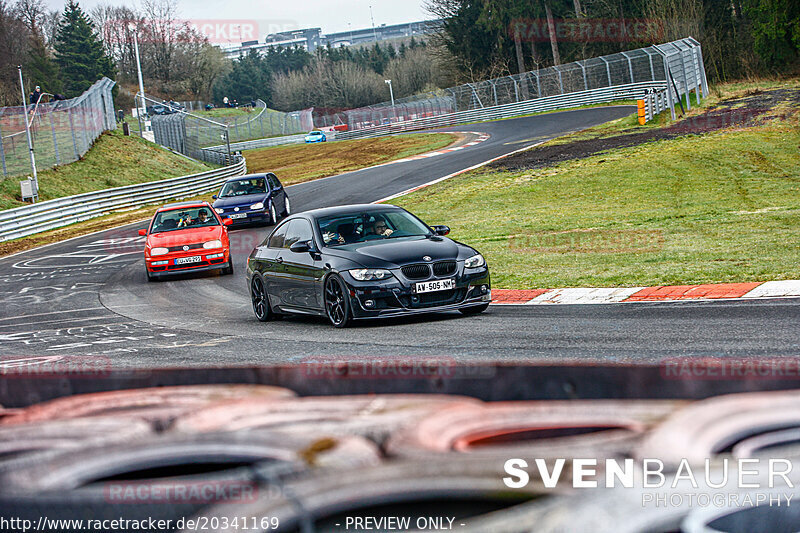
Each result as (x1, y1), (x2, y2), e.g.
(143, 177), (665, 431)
(1, 387), (799, 532)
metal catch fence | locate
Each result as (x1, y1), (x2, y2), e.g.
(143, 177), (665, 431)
(150, 98), (312, 164)
(322, 37), (707, 135)
(0, 78), (117, 178)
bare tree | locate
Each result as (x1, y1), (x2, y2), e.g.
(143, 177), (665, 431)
(0, 0), (32, 104)
(13, 0), (44, 35)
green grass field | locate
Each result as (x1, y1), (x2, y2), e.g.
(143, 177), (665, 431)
(393, 109), (800, 289)
(244, 133), (458, 185)
(0, 130), (212, 211)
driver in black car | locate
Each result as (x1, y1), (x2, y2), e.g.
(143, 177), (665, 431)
(367, 219), (393, 238)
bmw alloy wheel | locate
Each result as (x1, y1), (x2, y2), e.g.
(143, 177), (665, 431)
(324, 275), (351, 328)
(251, 276), (271, 322)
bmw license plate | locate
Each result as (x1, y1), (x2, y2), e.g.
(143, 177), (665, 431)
(414, 278), (455, 293)
(229, 213), (247, 219)
(175, 256), (201, 265)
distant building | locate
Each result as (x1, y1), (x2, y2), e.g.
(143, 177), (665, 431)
(218, 20), (440, 59)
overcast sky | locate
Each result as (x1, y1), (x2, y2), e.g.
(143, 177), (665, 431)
(44, 0), (431, 36)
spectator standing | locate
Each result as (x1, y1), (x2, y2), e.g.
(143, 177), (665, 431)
(30, 86), (43, 105)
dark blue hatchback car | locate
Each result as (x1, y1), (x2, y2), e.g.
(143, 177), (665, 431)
(211, 173), (291, 226)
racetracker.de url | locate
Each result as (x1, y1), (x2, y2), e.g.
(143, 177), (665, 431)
(0, 516), (280, 532)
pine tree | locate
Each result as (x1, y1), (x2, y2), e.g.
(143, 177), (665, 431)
(54, 0), (115, 97)
(26, 36), (63, 95)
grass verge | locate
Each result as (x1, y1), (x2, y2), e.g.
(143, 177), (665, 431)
(0, 130), (212, 211)
(244, 133), (459, 185)
(392, 88), (800, 289)
(0, 133), (458, 257)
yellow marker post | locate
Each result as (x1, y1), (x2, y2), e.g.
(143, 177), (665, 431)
(637, 99), (646, 125)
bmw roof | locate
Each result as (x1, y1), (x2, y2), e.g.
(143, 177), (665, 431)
(291, 204), (402, 219)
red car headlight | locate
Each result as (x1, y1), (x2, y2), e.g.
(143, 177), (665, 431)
(150, 247), (169, 256)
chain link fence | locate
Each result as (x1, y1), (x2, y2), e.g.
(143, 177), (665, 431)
(318, 38), (707, 133)
(0, 78), (116, 178)
(150, 97), (311, 165)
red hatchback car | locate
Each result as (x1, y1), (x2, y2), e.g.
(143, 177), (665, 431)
(139, 201), (234, 281)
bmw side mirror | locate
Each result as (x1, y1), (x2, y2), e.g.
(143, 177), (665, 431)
(290, 240), (311, 253)
(223, 218), (233, 226)
(212, 195), (218, 199)
(432, 225), (450, 236)
(138, 229), (147, 236)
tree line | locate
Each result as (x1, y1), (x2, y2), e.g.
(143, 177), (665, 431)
(426, 0), (799, 83)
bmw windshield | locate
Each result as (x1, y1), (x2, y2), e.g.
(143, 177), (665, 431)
(317, 209), (432, 246)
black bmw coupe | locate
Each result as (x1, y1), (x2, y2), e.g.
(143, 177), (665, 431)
(245, 204), (491, 327)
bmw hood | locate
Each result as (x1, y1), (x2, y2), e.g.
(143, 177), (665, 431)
(212, 194), (266, 209)
(333, 237), (462, 268)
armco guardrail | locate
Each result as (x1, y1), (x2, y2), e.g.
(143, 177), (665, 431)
(643, 88), (670, 123)
(336, 81), (666, 140)
(206, 131), (339, 153)
(0, 157), (246, 242)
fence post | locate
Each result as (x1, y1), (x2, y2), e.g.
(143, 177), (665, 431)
(620, 51), (635, 83)
(557, 68), (564, 94)
(600, 57), (611, 86)
(67, 108), (80, 159)
(675, 44), (691, 111)
(0, 124), (7, 177)
(580, 61), (588, 91)
(653, 47), (676, 120)
(49, 111), (60, 165)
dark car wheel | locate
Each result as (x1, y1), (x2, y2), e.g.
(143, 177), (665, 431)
(145, 268), (158, 282)
(251, 276), (273, 322)
(324, 274), (352, 328)
(221, 260), (234, 276)
(459, 303), (490, 315)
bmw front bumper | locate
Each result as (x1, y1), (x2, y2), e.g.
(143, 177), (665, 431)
(341, 267), (491, 319)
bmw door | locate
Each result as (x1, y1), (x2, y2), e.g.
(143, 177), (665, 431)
(280, 219), (323, 310)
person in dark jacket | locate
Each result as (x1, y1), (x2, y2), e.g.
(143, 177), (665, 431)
(30, 86), (43, 105)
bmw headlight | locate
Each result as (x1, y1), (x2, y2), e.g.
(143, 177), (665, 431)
(464, 254), (486, 269)
(150, 247), (169, 256)
(215, 208), (224, 214)
(203, 240), (223, 249)
(349, 268), (393, 281)
(250, 202), (264, 210)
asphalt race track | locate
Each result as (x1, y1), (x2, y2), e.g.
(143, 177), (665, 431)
(1, 106), (798, 369)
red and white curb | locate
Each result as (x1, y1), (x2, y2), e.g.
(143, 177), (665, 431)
(390, 132), (490, 164)
(492, 280), (800, 305)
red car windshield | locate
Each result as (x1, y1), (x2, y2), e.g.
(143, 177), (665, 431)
(150, 207), (219, 233)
